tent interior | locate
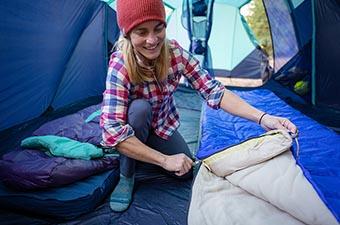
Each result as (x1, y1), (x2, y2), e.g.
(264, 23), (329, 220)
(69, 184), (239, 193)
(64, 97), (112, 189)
(0, 0), (339, 224)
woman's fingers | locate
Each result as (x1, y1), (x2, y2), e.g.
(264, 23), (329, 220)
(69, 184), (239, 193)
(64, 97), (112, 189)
(279, 118), (297, 134)
(164, 153), (193, 176)
(262, 115), (297, 134)
(177, 155), (193, 176)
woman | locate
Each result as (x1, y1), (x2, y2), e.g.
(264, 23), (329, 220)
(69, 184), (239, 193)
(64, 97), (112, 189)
(100, 0), (297, 212)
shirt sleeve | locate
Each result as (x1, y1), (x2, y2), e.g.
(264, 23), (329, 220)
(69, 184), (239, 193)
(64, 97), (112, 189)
(171, 40), (225, 109)
(100, 54), (135, 147)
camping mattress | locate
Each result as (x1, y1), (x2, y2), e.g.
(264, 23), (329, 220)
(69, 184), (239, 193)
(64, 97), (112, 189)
(197, 89), (340, 223)
(0, 169), (119, 220)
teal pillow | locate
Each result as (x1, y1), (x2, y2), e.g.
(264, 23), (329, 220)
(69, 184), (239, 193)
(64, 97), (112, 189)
(21, 135), (103, 160)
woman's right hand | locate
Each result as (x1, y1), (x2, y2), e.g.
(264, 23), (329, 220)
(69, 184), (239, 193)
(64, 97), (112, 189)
(161, 153), (193, 176)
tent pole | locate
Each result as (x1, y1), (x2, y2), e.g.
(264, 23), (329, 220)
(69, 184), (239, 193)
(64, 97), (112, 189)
(311, 0), (316, 105)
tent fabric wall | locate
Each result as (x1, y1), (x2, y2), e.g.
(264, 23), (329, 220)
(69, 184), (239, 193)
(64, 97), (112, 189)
(263, 0), (299, 73)
(209, 3), (254, 71)
(290, 0), (312, 48)
(290, 0), (304, 8)
(0, 0), (119, 131)
(167, 0), (269, 87)
(1, 0), (338, 130)
(107, 6), (120, 45)
(51, 4), (107, 109)
(271, 0), (312, 86)
(166, 1), (191, 50)
(312, 0), (340, 110)
(167, 0), (272, 85)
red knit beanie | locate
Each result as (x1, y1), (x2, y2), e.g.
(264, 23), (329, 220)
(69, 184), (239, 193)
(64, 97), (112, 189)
(116, 0), (166, 35)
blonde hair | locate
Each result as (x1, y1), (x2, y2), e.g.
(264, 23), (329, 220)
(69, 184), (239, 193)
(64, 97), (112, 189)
(116, 35), (170, 84)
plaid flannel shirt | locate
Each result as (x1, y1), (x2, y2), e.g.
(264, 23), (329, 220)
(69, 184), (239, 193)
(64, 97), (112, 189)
(100, 40), (225, 147)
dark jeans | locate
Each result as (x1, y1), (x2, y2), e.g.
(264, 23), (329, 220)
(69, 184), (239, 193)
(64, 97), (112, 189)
(120, 99), (192, 179)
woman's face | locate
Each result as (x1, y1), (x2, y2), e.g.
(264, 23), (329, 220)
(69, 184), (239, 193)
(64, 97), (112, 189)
(129, 20), (166, 61)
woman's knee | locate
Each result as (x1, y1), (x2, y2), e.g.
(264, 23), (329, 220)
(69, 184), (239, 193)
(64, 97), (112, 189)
(128, 99), (152, 128)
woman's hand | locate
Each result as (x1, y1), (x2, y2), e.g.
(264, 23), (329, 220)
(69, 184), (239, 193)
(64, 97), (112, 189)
(260, 114), (297, 134)
(161, 153), (193, 176)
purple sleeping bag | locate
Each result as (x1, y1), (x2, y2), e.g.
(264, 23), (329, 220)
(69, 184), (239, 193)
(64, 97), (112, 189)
(0, 104), (118, 190)
(0, 149), (118, 190)
(32, 104), (102, 145)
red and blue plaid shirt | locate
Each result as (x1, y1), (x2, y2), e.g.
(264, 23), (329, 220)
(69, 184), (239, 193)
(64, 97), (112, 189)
(100, 40), (225, 147)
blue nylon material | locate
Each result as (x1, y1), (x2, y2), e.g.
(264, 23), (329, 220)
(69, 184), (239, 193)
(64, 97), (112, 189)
(0, 0), (119, 131)
(313, 0), (340, 110)
(197, 89), (340, 221)
(0, 169), (119, 219)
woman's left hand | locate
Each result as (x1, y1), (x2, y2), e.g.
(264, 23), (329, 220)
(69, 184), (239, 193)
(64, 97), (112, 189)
(260, 114), (297, 134)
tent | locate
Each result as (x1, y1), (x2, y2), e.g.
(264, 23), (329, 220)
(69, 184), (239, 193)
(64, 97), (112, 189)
(0, 0), (339, 223)
(0, 0), (119, 132)
(166, 0), (339, 112)
(166, 0), (271, 87)
(0, 0), (339, 133)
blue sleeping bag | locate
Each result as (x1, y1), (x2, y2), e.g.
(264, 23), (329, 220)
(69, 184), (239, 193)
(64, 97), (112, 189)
(197, 89), (340, 222)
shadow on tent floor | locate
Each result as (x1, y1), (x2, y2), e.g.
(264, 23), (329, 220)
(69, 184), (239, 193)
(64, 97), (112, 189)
(0, 86), (203, 225)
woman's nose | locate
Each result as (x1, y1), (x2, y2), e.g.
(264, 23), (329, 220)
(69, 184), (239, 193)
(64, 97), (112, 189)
(146, 33), (157, 44)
